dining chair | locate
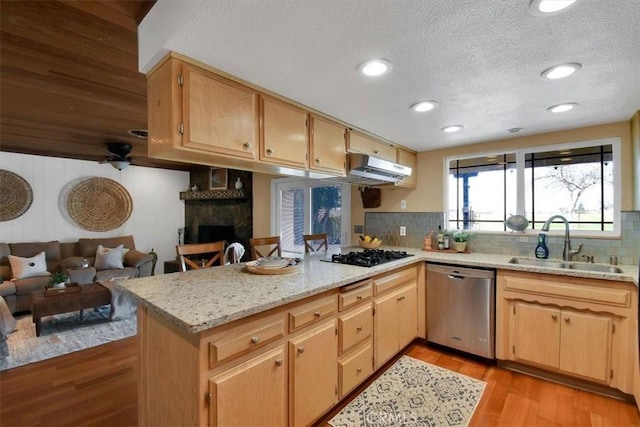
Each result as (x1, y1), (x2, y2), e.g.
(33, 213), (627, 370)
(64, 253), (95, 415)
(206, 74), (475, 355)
(176, 241), (225, 272)
(249, 236), (282, 260)
(303, 233), (328, 253)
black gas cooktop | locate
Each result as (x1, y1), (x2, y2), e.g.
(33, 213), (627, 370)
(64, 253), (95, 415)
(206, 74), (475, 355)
(324, 249), (413, 267)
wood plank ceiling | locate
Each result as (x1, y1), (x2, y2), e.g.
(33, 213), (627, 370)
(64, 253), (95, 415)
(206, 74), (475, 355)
(0, 0), (187, 170)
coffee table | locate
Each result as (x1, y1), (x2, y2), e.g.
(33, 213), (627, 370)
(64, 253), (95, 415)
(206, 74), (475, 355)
(30, 283), (111, 337)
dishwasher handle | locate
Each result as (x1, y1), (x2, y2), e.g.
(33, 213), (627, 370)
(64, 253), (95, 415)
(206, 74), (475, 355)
(447, 274), (466, 280)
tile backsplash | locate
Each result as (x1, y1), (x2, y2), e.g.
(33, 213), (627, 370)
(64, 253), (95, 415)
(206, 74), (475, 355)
(365, 211), (640, 266)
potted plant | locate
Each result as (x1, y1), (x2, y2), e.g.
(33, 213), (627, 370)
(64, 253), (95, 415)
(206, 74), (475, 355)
(452, 231), (472, 253)
(47, 272), (69, 289)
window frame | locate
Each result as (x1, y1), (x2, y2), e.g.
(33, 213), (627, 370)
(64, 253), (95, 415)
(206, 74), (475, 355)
(270, 177), (352, 250)
(443, 137), (622, 238)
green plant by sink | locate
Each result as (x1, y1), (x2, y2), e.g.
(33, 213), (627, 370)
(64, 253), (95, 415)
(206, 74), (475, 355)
(453, 231), (471, 242)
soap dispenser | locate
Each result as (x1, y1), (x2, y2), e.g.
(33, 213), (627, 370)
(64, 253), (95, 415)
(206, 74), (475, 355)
(535, 233), (549, 259)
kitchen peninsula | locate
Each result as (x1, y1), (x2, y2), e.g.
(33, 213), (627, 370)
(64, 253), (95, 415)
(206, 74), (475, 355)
(119, 248), (639, 427)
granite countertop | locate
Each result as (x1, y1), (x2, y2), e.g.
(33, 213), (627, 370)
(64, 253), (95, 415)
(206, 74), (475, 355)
(118, 247), (639, 335)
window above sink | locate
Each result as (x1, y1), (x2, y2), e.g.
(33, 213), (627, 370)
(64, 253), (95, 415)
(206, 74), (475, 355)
(445, 137), (621, 237)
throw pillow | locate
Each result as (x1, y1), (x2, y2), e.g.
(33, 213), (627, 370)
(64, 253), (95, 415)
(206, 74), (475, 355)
(8, 251), (51, 280)
(94, 245), (125, 270)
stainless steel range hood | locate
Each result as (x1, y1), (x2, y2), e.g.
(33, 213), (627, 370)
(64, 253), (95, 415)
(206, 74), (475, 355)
(324, 153), (412, 186)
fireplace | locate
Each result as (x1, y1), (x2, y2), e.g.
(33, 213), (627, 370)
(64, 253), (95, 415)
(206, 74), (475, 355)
(198, 225), (235, 245)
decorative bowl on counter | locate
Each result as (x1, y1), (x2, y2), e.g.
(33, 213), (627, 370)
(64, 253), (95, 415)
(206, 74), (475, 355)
(358, 239), (382, 249)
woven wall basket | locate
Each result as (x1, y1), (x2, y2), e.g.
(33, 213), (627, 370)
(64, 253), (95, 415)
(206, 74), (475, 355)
(0, 169), (34, 221)
(67, 177), (132, 231)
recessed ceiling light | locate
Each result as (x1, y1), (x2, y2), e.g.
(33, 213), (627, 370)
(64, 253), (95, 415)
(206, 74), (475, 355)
(507, 127), (523, 134)
(357, 59), (393, 77)
(529, 0), (577, 15)
(547, 103), (578, 113)
(541, 63), (582, 80)
(441, 125), (463, 133)
(410, 101), (438, 112)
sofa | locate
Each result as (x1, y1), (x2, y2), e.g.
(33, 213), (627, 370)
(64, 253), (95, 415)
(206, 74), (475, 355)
(0, 235), (153, 314)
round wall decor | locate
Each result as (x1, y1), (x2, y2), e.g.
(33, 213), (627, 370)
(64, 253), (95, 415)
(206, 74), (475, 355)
(67, 177), (132, 231)
(0, 169), (34, 221)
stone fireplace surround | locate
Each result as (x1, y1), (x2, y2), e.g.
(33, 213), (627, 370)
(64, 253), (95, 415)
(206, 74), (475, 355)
(184, 168), (252, 262)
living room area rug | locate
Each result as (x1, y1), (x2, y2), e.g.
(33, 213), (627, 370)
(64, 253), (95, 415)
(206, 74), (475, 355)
(329, 355), (486, 427)
(0, 305), (136, 371)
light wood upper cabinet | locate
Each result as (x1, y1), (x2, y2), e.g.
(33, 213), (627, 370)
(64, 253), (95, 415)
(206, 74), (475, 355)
(259, 95), (308, 168)
(209, 346), (286, 427)
(289, 320), (338, 427)
(395, 147), (417, 188)
(309, 115), (346, 175)
(181, 64), (258, 159)
(347, 130), (396, 162)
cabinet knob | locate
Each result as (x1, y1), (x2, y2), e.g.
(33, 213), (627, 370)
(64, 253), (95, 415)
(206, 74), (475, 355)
(297, 346), (305, 354)
(356, 325), (363, 332)
(356, 368), (363, 374)
(315, 158), (321, 163)
(266, 148), (274, 155)
(551, 314), (557, 320)
(373, 150), (379, 154)
(243, 141), (252, 149)
(314, 311), (321, 317)
(397, 295), (405, 302)
(564, 317), (571, 323)
(275, 359), (283, 367)
(356, 295), (363, 300)
(250, 336), (260, 344)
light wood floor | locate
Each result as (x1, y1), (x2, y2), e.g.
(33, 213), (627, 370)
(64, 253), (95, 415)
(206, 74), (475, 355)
(1, 338), (638, 426)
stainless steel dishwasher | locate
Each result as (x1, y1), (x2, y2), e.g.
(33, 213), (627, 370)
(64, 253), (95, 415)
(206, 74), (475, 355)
(426, 263), (496, 359)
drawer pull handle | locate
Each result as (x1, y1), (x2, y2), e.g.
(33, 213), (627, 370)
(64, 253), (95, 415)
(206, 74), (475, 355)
(397, 296), (405, 302)
(356, 326), (363, 332)
(564, 317), (571, 323)
(275, 359), (283, 367)
(298, 346), (305, 354)
(266, 148), (274, 155)
(551, 314), (557, 320)
(250, 336), (260, 345)
(243, 141), (252, 149)
(356, 368), (363, 374)
(314, 311), (322, 317)
(373, 150), (379, 154)
(356, 295), (363, 300)
(315, 158), (321, 163)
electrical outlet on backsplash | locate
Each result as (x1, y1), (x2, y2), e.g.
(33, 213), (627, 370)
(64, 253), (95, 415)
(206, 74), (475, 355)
(364, 211), (640, 265)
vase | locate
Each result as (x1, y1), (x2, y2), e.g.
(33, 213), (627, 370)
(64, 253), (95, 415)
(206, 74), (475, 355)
(52, 282), (66, 289)
(453, 241), (467, 253)
(234, 177), (243, 189)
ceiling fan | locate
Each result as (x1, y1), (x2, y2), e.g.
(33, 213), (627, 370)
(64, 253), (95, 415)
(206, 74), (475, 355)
(100, 142), (133, 170)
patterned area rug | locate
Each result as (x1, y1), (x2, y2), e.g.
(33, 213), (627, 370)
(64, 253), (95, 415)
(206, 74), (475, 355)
(0, 305), (136, 371)
(329, 355), (486, 427)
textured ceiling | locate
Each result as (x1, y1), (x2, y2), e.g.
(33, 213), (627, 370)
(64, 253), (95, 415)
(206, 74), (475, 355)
(139, 0), (640, 152)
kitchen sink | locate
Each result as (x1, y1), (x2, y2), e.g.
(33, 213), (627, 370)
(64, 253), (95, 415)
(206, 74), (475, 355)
(507, 257), (624, 274)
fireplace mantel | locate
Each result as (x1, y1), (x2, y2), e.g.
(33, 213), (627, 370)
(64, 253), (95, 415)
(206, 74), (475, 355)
(179, 189), (247, 200)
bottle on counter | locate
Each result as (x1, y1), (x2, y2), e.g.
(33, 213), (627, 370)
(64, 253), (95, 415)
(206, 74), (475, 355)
(443, 230), (450, 250)
(437, 226), (445, 250)
(535, 233), (549, 259)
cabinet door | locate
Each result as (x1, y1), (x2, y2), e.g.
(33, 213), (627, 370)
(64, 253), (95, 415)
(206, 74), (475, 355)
(339, 304), (373, 355)
(559, 310), (612, 383)
(182, 65), (257, 159)
(347, 130), (396, 162)
(209, 345), (286, 427)
(260, 95), (308, 168)
(514, 302), (560, 369)
(309, 115), (346, 174)
(289, 320), (338, 427)
(395, 147), (417, 188)
(397, 283), (418, 349)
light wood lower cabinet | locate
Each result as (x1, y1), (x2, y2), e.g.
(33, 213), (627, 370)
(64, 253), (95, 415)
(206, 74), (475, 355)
(513, 302), (612, 383)
(497, 270), (636, 393)
(339, 342), (373, 398)
(374, 282), (418, 369)
(289, 320), (338, 427)
(209, 346), (287, 427)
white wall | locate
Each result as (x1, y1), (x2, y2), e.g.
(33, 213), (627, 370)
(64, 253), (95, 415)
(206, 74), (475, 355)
(0, 152), (189, 274)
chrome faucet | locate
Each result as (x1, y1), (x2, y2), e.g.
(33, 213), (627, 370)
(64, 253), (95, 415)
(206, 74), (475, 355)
(541, 215), (583, 261)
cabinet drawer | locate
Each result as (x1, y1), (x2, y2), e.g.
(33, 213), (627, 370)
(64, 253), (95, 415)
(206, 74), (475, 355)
(374, 266), (417, 295)
(339, 304), (372, 354)
(339, 342), (373, 397)
(289, 294), (337, 332)
(348, 131), (396, 162)
(209, 318), (284, 367)
(339, 280), (372, 311)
